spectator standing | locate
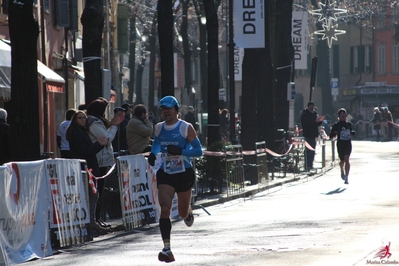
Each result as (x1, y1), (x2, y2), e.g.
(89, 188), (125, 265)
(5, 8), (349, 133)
(386, 107), (394, 141)
(0, 108), (10, 165)
(57, 108), (76, 158)
(148, 111), (156, 125)
(66, 110), (109, 237)
(147, 96), (203, 263)
(112, 103), (132, 153)
(300, 101), (325, 170)
(86, 99), (124, 227)
(184, 106), (198, 133)
(329, 108), (356, 184)
(126, 104), (154, 154)
(380, 107), (389, 141)
(353, 110), (364, 138)
(219, 108), (229, 139)
(372, 107), (381, 141)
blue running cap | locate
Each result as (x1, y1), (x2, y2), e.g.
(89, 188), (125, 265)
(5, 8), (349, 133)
(160, 96), (180, 108)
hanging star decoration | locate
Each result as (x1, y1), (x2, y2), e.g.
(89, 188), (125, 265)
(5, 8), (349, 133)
(314, 19), (346, 48)
(309, 0), (348, 24)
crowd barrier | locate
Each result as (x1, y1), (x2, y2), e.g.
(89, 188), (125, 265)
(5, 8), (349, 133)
(0, 140), (338, 265)
(0, 155), (165, 265)
(202, 144), (246, 201)
(224, 145), (245, 199)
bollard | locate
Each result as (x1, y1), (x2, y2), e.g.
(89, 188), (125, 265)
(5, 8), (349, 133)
(322, 139), (325, 167)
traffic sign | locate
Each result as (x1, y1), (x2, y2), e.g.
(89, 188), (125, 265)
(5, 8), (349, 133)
(331, 78), (338, 96)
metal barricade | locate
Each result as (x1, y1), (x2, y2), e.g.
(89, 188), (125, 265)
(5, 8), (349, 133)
(255, 141), (269, 189)
(291, 137), (306, 175)
(224, 144), (245, 200)
(191, 159), (211, 215)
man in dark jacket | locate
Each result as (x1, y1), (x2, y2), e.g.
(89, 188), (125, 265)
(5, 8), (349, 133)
(112, 103), (131, 153)
(0, 108), (10, 165)
(300, 101), (324, 169)
(184, 106), (198, 133)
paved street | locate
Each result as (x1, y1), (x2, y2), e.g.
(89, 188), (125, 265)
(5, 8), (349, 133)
(5, 140), (399, 266)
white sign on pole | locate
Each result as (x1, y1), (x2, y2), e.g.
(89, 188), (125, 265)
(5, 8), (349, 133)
(234, 0), (265, 48)
(331, 78), (339, 96)
(234, 47), (244, 81)
(219, 88), (226, 101)
(292, 11), (308, 69)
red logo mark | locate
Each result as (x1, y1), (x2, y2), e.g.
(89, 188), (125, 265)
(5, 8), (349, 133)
(374, 242), (392, 259)
(9, 163), (21, 205)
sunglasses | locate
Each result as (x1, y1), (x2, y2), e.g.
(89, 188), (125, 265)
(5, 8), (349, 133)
(77, 116), (87, 119)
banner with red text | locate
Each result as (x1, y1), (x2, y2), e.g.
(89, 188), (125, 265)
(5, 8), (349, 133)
(0, 162), (52, 264)
(45, 159), (91, 248)
(118, 155), (157, 231)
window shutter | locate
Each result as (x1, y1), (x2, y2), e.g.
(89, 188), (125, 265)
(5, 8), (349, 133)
(117, 3), (129, 53)
(359, 45), (365, 73)
(55, 0), (70, 28)
(350, 46), (354, 74)
(69, 0), (78, 32)
(44, 0), (49, 11)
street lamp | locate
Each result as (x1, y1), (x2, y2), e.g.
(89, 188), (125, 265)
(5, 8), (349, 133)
(228, 0), (237, 144)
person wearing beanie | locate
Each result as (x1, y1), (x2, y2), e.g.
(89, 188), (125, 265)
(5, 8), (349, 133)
(300, 101), (325, 170)
(57, 108), (77, 158)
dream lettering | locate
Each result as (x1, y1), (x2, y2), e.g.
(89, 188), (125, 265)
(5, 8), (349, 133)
(292, 19), (303, 60)
(242, 0), (256, 34)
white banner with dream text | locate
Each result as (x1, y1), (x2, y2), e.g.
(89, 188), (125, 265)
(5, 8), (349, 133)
(234, 0), (265, 48)
(292, 11), (308, 69)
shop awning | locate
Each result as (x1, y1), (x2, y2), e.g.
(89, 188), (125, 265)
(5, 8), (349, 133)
(359, 94), (399, 106)
(339, 95), (357, 102)
(37, 60), (65, 93)
(0, 40), (11, 101)
(0, 40), (65, 101)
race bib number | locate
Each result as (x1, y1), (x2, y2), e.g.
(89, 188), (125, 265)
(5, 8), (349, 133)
(163, 155), (185, 174)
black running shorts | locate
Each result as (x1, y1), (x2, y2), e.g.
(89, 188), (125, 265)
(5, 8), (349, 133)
(156, 167), (195, 193)
(337, 142), (352, 161)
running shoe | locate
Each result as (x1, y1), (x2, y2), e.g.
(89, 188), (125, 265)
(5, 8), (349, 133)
(184, 211), (194, 227)
(344, 176), (348, 184)
(341, 172), (345, 180)
(158, 248), (175, 263)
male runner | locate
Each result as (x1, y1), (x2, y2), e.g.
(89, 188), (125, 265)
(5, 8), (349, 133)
(148, 96), (203, 263)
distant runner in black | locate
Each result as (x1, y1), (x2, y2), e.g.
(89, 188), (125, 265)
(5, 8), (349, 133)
(329, 108), (356, 185)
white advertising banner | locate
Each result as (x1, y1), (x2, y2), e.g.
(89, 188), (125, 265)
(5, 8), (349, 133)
(234, 47), (244, 81)
(0, 162), (52, 264)
(234, 0), (265, 48)
(292, 11), (308, 69)
(118, 155), (157, 231)
(45, 159), (91, 248)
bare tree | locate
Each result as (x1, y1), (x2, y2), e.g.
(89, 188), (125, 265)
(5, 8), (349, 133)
(157, 0), (174, 97)
(6, 0), (41, 161)
(81, 0), (104, 105)
(203, 0), (221, 146)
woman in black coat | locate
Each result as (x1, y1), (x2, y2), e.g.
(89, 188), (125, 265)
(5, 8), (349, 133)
(66, 110), (108, 236)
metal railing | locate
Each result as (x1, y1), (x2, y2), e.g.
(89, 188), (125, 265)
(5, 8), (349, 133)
(224, 144), (245, 200)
